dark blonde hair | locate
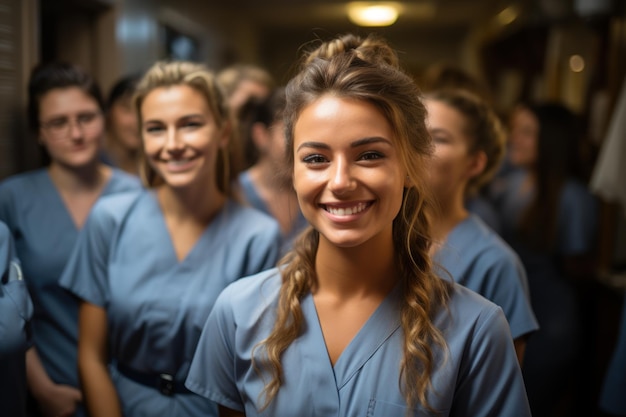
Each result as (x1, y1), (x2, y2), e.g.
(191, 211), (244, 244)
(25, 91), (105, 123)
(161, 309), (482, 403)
(426, 89), (506, 197)
(253, 33), (451, 412)
(133, 61), (239, 193)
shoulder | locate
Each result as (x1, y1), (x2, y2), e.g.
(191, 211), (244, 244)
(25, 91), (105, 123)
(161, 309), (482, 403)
(107, 168), (143, 192)
(449, 216), (519, 266)
(0, 169), (47, 192)
(561, 179), (597, 206)
(0, 220), (9, 240)
(213, 267), (282, 319)
(438, 283), (510, 338)
(223, 199), (281, 235)
(90, 188), (146, 226)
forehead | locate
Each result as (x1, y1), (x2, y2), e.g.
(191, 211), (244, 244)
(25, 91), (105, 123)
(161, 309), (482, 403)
(141, 85), (210, 116)
(39, 87), (99, 116)
(294, 95), (393, 145)
(425, 99), (466, 129)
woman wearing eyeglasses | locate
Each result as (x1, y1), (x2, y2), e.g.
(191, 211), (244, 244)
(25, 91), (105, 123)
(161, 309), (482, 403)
(0, 62), (140, 417)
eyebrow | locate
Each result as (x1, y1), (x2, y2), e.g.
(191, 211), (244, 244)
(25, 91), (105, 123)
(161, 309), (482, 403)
(296, 136), (392, 152)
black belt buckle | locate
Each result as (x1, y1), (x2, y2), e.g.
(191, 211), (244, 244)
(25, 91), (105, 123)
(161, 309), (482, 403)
(159, 373), (175, 396)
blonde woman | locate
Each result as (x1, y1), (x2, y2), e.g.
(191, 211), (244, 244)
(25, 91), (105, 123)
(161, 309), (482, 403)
(187, 34), (530, 416)
(60, 61), (281, 417)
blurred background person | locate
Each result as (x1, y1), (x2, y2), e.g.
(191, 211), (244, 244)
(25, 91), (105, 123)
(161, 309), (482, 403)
(0, 61), (141, 417)
(420, 63), (503, 233)
(0, 220), (33, 417)
(491, 102), (599, 417)
(236, 87), (309, 255)
(102, 74), (142, 175)
(599, 294), (626, 416)
(60, 60), (281, 417)
(424, 88), (538, 364)
(218, 63), (275, 170)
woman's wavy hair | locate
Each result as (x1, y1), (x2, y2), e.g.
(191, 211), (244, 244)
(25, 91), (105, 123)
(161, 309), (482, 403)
(425, 89), (506, 197)
(253, 33), (452, 413)
(133, 61), (241, 193)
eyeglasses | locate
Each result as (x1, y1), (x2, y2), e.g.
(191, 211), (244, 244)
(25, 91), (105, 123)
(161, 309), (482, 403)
(40, 111), (103, 140)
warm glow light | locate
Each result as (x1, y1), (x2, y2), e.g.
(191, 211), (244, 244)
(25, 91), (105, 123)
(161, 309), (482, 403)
(347, 2), (403, 27)
(496, 6), (518, 26)
(569, 55), (585, 72)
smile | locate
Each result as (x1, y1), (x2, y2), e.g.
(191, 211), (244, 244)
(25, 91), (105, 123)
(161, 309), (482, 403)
(165, 157), (194, 166)
(323, 202), (370, 216)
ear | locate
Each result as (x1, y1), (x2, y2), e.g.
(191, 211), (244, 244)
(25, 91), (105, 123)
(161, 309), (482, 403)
(404, 172), (412, 188)
(250, 122), (270, 152)
(467, 150), (487, 179)
(219, 121), (232, 149)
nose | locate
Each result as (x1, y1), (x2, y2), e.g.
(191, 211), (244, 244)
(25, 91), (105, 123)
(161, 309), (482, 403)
(164, 128), (185, 153)
(68, 119), (84, 140)
(328, 158), (356, 194)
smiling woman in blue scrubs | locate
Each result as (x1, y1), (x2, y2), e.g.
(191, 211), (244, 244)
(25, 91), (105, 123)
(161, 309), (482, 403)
(186, 33), (531, 417)
(60, 61), (281, 417)
(0, 62), (140, 417)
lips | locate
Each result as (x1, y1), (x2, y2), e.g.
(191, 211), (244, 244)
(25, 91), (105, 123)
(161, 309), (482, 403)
(160, 156), (197, 172)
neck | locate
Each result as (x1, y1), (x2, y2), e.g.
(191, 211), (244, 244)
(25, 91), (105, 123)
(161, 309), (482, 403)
(48, 161), (108, 191)
(249, 159), (292, 192)
(157, 184), (226, 224)
(430, 189), (468, 245)
(314, 233), (398, 298)
(107, 142), (139, 174)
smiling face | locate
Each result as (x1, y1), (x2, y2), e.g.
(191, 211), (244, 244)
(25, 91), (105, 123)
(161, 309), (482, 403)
(425, 99), (482, 202)
(108, 94), (140, 151)
(508, 105), (538, 169)
(38, 87), (104, 168)
(140, 84), (228, 192)
(292, 95), (407, 249)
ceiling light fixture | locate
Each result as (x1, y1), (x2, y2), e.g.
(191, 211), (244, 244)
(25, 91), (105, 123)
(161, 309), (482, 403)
(347, 2), (403, 27)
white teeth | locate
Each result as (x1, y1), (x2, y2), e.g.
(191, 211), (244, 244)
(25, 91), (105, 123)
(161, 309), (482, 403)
(167, 159), (191, 166)
(327, 203), (367, 216)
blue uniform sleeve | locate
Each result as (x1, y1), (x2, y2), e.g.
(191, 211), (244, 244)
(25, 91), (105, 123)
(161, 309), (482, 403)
(558, 182), (598, 255)
(244, 222), (281, 276)
(451, 306), (532, 417)
(58, 202), (116, 307)
(185, 284), (245, 412)
(0, 180), (17, 229)
(479, 251), (538, 340)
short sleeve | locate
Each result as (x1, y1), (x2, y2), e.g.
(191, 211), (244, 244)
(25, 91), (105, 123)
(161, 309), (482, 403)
(185, 284), (245, 412)
(451, 306), (532, 417)
(0, 181), (17, 229)
(558, 183), (599, 255)
(244, 222), (281, 276)
(58, 202), (116, 307)
(480, 252), (538, 339)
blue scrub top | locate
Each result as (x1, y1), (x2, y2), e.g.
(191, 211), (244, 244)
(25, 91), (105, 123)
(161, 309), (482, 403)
(492, 169), (599, 414)
(599, 294), (626, 415)
(434, 214), (538, 340)
(0, 168), (141, 389)
(60, 189), (282, 417)
(0, 221), (33, 417)
(187, 268), (531, 417)
(238, 170), (309, 255)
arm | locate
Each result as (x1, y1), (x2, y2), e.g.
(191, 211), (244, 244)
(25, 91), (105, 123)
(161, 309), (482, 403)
(78, 302), (122, 417)
(26, 347), (82, 417)
(513, 336), (528, 365)
(219, 405), (246, 417)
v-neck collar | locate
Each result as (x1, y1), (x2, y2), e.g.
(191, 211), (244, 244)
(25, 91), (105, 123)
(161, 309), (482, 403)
(301, 284), (402, 389)
(147, 190), (228, 265)
(42, 169), (118, 232)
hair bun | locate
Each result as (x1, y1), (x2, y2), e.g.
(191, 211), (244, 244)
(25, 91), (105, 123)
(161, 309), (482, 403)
(304, 33), (399, 68)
